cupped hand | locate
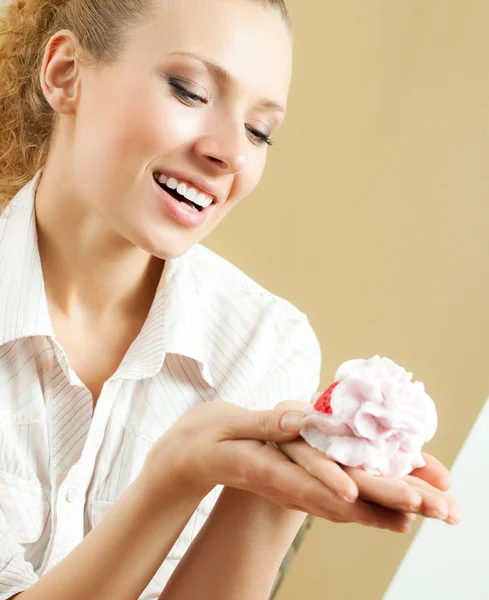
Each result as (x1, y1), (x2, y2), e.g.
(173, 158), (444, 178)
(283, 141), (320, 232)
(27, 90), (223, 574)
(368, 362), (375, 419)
(142, 400), (409, 532)
(277, 401), (461, 528)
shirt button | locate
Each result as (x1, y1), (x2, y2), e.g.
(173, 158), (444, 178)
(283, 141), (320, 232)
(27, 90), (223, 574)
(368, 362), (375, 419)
(66, 487), (79, 503)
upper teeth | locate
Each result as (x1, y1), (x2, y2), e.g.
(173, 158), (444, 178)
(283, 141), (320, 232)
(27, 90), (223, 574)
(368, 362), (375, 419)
(157, 174), (214, 208)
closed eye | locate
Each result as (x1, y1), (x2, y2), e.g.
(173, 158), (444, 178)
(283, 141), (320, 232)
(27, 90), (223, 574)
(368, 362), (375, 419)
(169, 78), (208, 105)
(168, 78), (274, 147)
(247, 126), (273, 146)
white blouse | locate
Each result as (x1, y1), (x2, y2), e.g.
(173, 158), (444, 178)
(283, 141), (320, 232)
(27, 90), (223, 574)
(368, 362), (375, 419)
(0, 172), (322, 600)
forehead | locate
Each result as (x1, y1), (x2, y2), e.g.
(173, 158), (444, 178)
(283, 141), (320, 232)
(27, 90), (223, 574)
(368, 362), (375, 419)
(131, 0), (293, 108)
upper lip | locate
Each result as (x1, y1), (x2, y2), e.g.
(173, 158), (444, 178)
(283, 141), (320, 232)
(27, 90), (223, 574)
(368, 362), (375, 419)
(153, 168), (225, 204)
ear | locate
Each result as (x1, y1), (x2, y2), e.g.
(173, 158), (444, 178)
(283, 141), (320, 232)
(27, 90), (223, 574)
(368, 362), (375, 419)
(39, 29), (82, 116)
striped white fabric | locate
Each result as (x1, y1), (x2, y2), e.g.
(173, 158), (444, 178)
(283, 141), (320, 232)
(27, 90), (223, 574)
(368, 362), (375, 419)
(0, 172), (322, 600)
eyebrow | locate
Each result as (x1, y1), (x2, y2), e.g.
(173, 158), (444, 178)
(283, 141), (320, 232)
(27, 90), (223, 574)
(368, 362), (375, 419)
(169, 50), (286, 114)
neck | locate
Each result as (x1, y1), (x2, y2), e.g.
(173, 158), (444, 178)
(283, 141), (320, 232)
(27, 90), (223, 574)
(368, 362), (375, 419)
(34, 166), (164, 323)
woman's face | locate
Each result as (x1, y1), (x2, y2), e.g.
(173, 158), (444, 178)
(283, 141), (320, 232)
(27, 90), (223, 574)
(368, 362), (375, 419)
(70, 0), (292, 259)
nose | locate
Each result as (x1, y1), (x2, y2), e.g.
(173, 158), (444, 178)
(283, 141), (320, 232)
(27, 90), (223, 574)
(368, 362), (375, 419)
(194, 119), (248, 175)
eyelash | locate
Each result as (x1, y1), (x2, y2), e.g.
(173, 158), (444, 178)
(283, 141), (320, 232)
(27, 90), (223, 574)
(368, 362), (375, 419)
(168, 79), (274, 147)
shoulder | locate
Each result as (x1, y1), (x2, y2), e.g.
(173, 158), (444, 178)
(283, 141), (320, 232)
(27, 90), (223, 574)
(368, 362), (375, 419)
(186, 244), (322, 404)
(188, 243), (318, 339)
(187, 243), (274, 298)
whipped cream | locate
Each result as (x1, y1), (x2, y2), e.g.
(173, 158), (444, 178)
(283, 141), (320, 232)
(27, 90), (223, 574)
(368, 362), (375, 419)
(300, 356), (438, 476)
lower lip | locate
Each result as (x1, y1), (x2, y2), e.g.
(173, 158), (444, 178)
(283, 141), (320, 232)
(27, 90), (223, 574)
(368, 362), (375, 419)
(152, 176), (214, 228)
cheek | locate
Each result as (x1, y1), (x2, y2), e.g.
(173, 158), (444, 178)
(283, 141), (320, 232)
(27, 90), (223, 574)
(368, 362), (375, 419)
(206, 154), (267, 232)
(76, 72), (199, 177)
(232, 153), (267, 201)
(74, 77), (146, 178)
(86, 93), (155, 168)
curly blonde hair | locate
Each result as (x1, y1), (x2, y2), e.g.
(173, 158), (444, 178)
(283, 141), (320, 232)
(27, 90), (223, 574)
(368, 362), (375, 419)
(0, 0), (291, 210)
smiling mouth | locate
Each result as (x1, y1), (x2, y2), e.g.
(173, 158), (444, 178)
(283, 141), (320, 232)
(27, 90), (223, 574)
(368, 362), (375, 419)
(153, 174), (205, 212)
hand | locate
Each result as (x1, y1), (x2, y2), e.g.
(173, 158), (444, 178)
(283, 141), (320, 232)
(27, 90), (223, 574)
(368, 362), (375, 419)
(277, 402), (461, 530)
(142, 401), (410, 532)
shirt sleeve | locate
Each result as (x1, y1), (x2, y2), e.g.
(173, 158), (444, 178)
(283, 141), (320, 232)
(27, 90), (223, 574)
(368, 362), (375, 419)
(248, 300), (323, 411)
(0, 512), (39, 600)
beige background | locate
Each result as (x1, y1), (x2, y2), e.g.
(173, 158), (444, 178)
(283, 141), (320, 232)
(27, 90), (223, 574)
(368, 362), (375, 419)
(1, 0), (487, 597)
(206, 1), (489, 599)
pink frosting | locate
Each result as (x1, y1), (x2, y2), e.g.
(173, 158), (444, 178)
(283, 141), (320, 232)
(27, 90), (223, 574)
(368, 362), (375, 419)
(300, 356), (438, 476)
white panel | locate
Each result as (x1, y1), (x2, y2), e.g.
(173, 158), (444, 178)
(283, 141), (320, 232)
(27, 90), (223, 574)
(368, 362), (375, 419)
(384, 397), (489, 600)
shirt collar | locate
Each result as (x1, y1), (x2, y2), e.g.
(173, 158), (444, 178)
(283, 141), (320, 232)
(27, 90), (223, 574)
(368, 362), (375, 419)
(0, 171), (214, 387)
(117, 251), (214, 386)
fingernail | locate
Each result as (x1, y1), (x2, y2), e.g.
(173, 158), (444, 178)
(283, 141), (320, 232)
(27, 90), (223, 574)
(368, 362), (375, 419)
(448, 506), (462, 525)
(402, 522), (412, 533)
(438, 503), (450, 520)
(340, 485), (358, 503)
(280, 411), (307, 432)
(433, 508), (449, 520)
(409, 493), (423, 510)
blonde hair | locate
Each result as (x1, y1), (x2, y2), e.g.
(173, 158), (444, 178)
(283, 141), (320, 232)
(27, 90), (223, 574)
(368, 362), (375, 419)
(0, 0), (291, 209)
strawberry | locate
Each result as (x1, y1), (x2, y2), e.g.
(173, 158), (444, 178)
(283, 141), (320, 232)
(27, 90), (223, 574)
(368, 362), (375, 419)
(313, 381), (340, 415)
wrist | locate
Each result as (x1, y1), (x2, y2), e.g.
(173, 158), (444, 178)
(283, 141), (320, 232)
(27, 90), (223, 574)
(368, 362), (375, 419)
(134, 467), (210, 519)
(220, 487), (307, 530)
(139, 440), (213, 510)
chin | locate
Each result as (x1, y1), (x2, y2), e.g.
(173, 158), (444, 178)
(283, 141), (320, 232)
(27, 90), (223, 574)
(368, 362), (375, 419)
(139, 232), (195, 261)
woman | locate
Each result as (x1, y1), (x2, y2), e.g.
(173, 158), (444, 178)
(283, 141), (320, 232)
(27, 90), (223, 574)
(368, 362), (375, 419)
(0, 0), (459, 598)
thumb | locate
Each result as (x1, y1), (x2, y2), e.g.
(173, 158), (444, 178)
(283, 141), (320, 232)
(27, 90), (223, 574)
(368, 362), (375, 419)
(225, 401), (315, 443)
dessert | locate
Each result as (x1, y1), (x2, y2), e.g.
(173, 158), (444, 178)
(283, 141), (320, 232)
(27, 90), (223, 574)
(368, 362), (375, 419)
(300, 356), (438, 476)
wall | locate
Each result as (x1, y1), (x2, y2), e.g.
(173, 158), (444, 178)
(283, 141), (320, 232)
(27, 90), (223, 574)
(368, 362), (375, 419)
(206, 1), (489, 599)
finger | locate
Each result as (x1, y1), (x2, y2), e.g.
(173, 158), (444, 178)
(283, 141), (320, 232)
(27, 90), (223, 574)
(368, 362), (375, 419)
(356, 500), (413, 534)
(344, 467), (423, 512)
(403, 476), (449, 520)
(222, 402), (315, 444)
(278, 439), (358, 502)
(274, 400), (318, 412)
(312, 495), (411, 534)
(403, 475), (461, 524)
(244, 443), (353, 515)
(410, 453), (452, 491)
(250, 445), (410, 533)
